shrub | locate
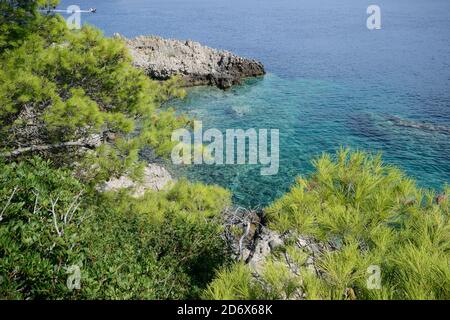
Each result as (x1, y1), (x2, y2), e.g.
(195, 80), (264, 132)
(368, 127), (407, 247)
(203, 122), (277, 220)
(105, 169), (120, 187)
(0, 157), (85, 299)
(203, 263), (260, 300)
(79, 181), (231, 299)
(0, 159), (232, 299)
(206, 149), (449, 300)
(0, 1), (229, 300)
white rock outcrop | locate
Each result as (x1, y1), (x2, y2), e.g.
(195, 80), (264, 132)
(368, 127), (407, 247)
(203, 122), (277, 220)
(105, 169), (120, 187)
(102, 163), (173, 197)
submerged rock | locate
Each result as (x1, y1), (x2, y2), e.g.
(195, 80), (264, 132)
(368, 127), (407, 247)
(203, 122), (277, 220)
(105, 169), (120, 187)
(122, 35), (265, 89)
(225, 105), (252, 118)
(386, 115), (450, 135)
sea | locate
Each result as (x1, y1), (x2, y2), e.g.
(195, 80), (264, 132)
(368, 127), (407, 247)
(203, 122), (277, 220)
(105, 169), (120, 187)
(59, 0), (450, 206)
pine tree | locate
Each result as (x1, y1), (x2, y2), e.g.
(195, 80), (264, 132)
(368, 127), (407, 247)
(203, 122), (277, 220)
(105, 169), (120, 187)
(0, 1), (188, 183)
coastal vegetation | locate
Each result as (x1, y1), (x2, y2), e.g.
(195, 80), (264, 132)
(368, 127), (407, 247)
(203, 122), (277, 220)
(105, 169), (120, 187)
(1, 1), (448, 300)
(0, 0), (188, 184)
(0, 157), (230, 299)
(205, 149), (449, 300)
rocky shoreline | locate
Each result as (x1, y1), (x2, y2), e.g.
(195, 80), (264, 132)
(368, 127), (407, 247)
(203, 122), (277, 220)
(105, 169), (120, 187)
(97, 35), (265, 196)
(122, 35), (265, 89)
(105, 35), (288, 282)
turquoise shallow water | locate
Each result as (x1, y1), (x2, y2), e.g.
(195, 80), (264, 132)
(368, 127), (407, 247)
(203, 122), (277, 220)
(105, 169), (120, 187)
(171, 74), (450, 206)
(59, 0), (450, 206)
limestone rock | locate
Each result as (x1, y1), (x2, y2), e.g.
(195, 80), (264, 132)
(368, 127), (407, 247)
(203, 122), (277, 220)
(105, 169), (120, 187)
(123, 35), (265, 89)
(101, 163), (173, 197)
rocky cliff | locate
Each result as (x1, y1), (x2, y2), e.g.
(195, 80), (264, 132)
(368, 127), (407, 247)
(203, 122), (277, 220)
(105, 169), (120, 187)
(123, 35), (265, 89)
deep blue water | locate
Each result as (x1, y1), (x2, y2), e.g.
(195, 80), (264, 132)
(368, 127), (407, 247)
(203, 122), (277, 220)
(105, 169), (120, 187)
(60, 0), (450, 206)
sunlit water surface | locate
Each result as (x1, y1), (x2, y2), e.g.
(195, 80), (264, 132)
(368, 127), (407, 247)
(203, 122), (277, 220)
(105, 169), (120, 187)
(60, 0), (450, 206)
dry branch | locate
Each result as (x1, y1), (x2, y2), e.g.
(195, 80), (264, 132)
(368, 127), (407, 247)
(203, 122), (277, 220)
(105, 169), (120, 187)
(1, 141), (98, 158)
(0, 186), (18, 221)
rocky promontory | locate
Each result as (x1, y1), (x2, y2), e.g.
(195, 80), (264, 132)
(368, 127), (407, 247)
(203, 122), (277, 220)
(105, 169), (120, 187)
(122, 35), (265, 89)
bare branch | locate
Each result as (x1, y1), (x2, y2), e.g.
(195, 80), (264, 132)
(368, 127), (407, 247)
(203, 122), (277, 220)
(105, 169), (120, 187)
(239, 220), (251, 261)
(0, 187), (18, 221)
(49, 197), (62, 237)
(32, 190), (40, 215)
(1, 141), (98, 158)
(65, 191), (83, 224)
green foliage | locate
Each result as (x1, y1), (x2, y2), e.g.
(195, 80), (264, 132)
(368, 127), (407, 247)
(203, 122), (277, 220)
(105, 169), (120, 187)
(77, 180), (231, 299)
(0, 157), (85, 299)
(2, 1), (448, 302)
(268, 149), (450, 299)
(203, 263), (261, 300)
(0, 159), (232, 299)
(207, 149), (449, 300)
(0, 0), (63, 52)
(204, 257), (303, 300)
(0, 2), (231, 300)
(0, 5), (189, 183)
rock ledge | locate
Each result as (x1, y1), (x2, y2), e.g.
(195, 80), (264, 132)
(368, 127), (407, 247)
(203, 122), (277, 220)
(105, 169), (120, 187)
(101, 164), (173, 197)
(122, 35), (265, 89)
